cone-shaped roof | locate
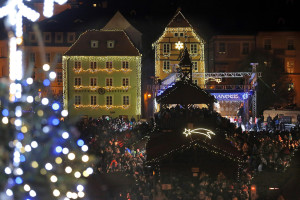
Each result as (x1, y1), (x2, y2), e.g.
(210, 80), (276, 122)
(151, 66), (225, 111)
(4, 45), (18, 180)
(166, 11), (192, 28)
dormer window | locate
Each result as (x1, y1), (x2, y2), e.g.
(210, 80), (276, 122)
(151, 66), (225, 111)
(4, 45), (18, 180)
(107, 40), (115, 48)
(91, 40), (98, 48)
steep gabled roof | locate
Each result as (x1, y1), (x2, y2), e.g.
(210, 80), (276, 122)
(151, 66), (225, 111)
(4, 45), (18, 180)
(166, 11), (193, 28)
(64, 30), (140, 56)
(103, 11), (140, 33)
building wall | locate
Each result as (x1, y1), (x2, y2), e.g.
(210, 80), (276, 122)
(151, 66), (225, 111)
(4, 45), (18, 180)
(0, 40), (9, 78)
(63, 56), (141, 119)
(24, 46), (69, 96)
(208, 35), (255, 84)
(154, 27), (205, 86)
(256, 32), (300, 105)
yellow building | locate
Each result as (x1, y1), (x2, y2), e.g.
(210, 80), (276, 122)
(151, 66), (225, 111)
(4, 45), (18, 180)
(153, 11), (206, 86)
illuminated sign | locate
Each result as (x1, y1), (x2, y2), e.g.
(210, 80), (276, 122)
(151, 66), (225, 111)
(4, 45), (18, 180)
(211, 92), (249, 101)
(183, 128), (215, 139)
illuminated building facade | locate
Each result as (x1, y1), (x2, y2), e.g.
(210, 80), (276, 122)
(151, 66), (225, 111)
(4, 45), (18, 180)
(153, 11), (206, 87)
(63, 30), (141, 119)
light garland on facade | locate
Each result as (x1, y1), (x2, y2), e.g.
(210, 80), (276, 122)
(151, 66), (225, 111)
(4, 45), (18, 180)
(74, 85), (131, 91)
(73, 68), (132, 74)
(63, 30), (142, 118)
(74, 104), (130, 110)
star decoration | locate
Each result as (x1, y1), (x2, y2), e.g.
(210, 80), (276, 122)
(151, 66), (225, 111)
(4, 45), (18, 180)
(183, 128), (215, 139)
(175, 41), (184, 50)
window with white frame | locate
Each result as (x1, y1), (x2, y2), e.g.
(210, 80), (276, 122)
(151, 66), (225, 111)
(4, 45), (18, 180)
(287, 39), (295, 50)
(74, 77), (81, 86)
(106, 61), (113, 69)
(90, 78), (97, 86)
(91, 40), (99, 48)
(122, 78), (129, 86)
(67, 32), (75, 43)
(44, 32), (51, 43)
(106, 78), (113, 86)
(56, 53), (62, 63)
(75, 96), (81, 105)
(106, 96), (113, 105)
(219, 42), (226, 53)
(107, 40), (115, 48)
(30, 52), (35, 62)
(55, 32), (63, 43)
(45, 53), (51, 63)
(90, 61), (97, 69)
(122, 61), (129, 69)
(192, 79), (198, 85)
(192, 61), (198, 71)
(264, 39), (272, 50)
(242, 43), (249, 55)
(190, 43), (198, 54)
(90, 95), (97, 105)
(57, 72), (62, 83)
(123, 96), (129, 105)
(163, 43), (171, 54)
(74, 61), (81, 69)
(163, 61), (170, 71)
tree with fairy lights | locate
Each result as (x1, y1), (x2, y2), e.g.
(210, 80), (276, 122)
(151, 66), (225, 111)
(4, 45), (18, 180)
(0, 0), (95, 199)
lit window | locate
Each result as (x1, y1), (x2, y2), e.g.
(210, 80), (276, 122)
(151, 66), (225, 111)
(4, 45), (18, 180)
(287, 39), (295, 50)
(264, 39), (272, 50)
(219, 43), (226, 53)
(74, 78), (81, 86)
(57, 72), (62, 83)
(190, 43), (197, 54)
(122, 78), (129, 86)
(107, 40), (115, 48)
(75, 96), (81, 105)
(163, 61), (170, 70)
(106, 78), (113, 86)
(106, 96), (113, 105)
(286, 60), (295, 73)
(242, 43), (249, 55)
(123, 96), (129, 105)
(122, 61), (129, 69)
(163, 43), (171, 54)
(90, 62), (97, 69)
(106, 61), (113, 69)
(91, 40), (98, 48)
(192, 61), (198, 71)
(90, 78), (97, 86)
(74, 61), (81, 69)
(90, 96), (97, 105)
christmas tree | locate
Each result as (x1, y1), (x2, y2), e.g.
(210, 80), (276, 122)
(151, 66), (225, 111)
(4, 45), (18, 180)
(0, 0), (95, 199)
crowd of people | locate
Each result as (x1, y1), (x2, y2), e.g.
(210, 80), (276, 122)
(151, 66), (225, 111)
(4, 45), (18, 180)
(76, 109), (299, 200)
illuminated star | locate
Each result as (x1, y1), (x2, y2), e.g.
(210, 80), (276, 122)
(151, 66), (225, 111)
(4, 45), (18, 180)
(183, 128), (215, 139)
(183, 128), (192, 137)
(175, 41), (184, 50)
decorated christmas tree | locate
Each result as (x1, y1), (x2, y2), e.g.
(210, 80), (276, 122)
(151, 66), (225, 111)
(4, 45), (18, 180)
(0, 0), (95, 199)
